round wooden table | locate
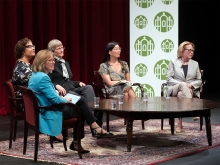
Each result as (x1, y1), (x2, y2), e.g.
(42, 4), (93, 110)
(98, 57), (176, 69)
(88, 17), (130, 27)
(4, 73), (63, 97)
(88, 97), (219, 152)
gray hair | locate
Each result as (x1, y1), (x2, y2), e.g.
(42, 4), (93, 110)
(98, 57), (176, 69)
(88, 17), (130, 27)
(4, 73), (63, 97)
(47, 39), (62, 52)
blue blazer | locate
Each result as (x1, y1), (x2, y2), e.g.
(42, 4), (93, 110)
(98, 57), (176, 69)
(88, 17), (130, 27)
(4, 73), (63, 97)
(28, 72), (66, 136)
(166, 58), (202, 98)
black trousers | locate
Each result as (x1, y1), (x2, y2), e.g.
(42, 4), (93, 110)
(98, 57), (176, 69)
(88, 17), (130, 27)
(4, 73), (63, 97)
(62, 97), (96, 140)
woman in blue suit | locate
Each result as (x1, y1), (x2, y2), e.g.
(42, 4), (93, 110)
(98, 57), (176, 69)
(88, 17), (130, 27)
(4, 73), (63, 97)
(28, 50), (113, 154)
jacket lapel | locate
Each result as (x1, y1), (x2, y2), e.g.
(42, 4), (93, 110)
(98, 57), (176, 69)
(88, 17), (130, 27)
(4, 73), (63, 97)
(176, 58), (184, 78)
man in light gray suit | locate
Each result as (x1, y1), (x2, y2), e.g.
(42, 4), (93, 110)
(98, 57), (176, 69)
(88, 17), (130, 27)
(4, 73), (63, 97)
(166, 41), (202, 133)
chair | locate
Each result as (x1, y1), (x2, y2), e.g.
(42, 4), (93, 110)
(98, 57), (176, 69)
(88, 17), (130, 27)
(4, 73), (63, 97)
(92, 71), (145, 131)
(17, 86), (82, 162)
(2, 79), (24, 148)
(161, 70), (206, 131)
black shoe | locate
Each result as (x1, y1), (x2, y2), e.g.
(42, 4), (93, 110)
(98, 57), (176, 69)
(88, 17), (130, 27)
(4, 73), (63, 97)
(52, 136), (63, 142)
(92, 127), (114, 138)
(69, 142), (90, 154)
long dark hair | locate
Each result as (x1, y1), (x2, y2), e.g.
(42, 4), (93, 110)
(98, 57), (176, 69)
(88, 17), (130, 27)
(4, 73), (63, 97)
(101, 41), (119, 63)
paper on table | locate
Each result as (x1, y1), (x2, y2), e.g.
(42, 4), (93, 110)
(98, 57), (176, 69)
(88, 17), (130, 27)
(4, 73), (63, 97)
(64, 93), (81, 104)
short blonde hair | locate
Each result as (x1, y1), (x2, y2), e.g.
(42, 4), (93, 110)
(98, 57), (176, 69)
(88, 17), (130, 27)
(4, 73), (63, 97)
(32, 50), (53, 72)
(47, 39), (62, 52)
(177, 41), (195, 58)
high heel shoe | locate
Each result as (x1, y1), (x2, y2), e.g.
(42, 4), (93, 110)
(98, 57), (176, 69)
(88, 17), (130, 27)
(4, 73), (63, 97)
(92, 127), (114, 138)
(193, 117), (200, 121)
(69, 142), (90, 154)
(52, 136), (63, 142)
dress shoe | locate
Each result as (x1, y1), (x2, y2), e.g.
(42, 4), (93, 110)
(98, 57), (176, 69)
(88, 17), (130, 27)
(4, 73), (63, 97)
(92, 127), (114, 138)
(52, 136), (63, 142)
(69, 142), (90, 154)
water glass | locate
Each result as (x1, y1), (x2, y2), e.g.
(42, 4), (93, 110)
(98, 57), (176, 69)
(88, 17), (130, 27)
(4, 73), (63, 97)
(94, 97), (100, 107)
(111, 100), (117, 109)
(143, 92), (148, 101)
(117, 95), (124, 104)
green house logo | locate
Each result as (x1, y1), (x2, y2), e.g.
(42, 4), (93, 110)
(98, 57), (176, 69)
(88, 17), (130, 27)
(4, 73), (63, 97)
(154, 11), (174, 32)
(161, 0), (173, 5)
(134, 35), (155, 56)
(134, 63), (148, 77)
(135, 84), (155, 97)
(134, 15), (148, 29)
(161, 39), (174, 53)
(154, 59), (169, 80)
(134, 0), (154, 8)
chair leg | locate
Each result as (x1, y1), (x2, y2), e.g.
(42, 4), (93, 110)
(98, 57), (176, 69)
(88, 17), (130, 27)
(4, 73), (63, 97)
(141, 120), (145, 129)
(23, 123), (28, 155)
(161, 119), (164, 130)
(34, 130), (39, 162)
(200, 116), (203, 131)
(13, 121), (18, 141)
(124, 118), (126, 125)
(9, 118), (14, 148)
(106, 113), (110, 132)
(62, 129), (67, 151)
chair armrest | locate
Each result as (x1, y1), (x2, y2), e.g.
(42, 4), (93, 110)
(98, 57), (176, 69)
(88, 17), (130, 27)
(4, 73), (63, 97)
(8, 96), (23, 101)
(132, 83), (144, 97)
(199, 80), (206, 93)
(92, 82), (109, 98)
(37, 102), (81, 119)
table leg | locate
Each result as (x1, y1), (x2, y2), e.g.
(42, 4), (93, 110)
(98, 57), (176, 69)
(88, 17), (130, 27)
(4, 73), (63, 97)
(170, 118), (175, 134)
(205, 114), (212, 146)
(126, 118), (133, 152)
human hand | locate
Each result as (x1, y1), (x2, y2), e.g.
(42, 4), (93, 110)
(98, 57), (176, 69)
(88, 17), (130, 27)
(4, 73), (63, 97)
(65, 97), (72, 103)
(56, 85), (66, 96)
(79, 82), (86, 87)
(187, 83), (192, 89)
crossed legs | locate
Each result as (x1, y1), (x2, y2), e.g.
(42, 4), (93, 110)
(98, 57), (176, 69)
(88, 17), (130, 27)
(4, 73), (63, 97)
(171, 82), (192, 132)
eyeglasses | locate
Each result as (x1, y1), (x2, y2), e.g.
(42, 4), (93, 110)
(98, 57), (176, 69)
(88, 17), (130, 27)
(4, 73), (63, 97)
(185, 49), (194, 53)
(47, 59), (55, 63)
(26, 45), (35, 49)
(55, 47), (65, 51)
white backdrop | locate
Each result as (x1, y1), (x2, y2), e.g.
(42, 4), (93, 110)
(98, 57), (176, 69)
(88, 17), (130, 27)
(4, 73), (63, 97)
(130, 0), (178, 97)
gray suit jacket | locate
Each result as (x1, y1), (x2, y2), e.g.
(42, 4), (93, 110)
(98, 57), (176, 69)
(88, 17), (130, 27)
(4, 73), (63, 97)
(166, 58), (202, 98)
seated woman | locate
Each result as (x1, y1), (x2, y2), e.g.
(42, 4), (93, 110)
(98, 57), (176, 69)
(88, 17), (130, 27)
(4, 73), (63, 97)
(99, 41), (136, 98)
(166, 41), (202, 133)
(12, 37), (35, 111)
(28, 49), (113, 154)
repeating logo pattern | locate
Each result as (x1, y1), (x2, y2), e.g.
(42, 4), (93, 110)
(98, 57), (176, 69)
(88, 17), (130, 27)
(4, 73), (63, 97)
(154, 59), (169, 80)
(134, 63), (148, 77)
(161, 39), (174, 53)
(134, 0), (155, 8)
(134, 35), (155, 57)
(131, 0), (177, 96)
(161, 0), (173, 5)
(154, 11), (174, 32)
(134, 15), (148, 29)
(135, 84), (155, 97)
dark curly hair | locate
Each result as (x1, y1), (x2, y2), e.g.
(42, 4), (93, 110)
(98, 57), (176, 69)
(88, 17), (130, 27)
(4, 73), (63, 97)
(14, 37), (31, 59)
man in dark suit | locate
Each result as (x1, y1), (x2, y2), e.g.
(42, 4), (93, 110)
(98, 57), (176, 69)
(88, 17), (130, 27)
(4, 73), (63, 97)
(47, 39), (103, 127)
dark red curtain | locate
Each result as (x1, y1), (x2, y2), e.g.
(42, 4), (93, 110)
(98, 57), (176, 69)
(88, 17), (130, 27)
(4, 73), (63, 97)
(0, 0), (129, 114)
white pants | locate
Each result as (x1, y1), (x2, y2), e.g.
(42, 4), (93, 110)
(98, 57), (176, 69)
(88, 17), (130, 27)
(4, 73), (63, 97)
(171, 82), (192, 98)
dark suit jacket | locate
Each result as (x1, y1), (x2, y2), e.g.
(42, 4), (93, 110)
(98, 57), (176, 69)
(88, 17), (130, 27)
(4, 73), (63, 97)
(48, 59), (80, 93)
